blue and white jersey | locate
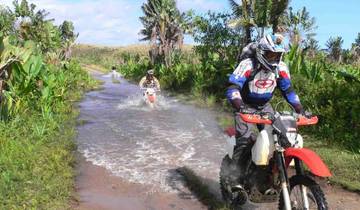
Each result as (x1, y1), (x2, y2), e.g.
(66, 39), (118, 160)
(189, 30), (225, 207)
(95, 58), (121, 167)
(227, 58), (301, 108)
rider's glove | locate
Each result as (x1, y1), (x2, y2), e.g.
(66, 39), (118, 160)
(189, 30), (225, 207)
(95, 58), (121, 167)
(293, 104), (304, 115)
(301, 110), (313, 118)
(231, 98), (245, 112)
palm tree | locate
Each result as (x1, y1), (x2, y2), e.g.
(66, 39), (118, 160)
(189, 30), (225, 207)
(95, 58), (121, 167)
(304, 37), (319, 58)
(269, 0), (289, 33)
(139, 0), (187, 67)
(228, 0), (253, 44)
(59, 21), (78, 60)
(351, 33), (360, 63)
(326, 36), (343, 63)
(285, 7), (317, 46)
(227, 0), (289, 44)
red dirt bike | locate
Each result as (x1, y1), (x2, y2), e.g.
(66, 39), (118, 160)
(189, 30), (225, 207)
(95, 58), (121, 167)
(141, 88), (159, 108)
(220, 109), (331, 210)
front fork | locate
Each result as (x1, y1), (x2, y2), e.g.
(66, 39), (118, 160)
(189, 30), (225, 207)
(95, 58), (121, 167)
(295, 158), (310, 209)
(275, 151), (292, 210)
(276, 151), (310, 210)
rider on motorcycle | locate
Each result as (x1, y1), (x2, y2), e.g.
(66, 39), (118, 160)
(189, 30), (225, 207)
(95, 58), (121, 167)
(225, 33), (304, 191)
(139, 69), (161, 90)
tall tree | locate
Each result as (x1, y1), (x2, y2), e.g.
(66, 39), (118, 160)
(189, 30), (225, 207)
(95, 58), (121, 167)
(326, 36), (343, 63)
(304, 37), (319, 58)
(59, 21), (78, 60)
(227, 0), (289, 44)
(12, 0), (61, 53)
(285, 7), (317, 46)
(0, 6), (15, 37)
(139, 0), (188, 67)
(351, 33), (360, 63)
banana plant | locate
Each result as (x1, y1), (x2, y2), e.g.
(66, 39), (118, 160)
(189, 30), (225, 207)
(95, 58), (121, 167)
(0, 38), (46, 120)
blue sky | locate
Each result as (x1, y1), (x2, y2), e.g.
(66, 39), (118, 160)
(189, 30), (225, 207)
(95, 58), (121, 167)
(2, 0), (359, 49)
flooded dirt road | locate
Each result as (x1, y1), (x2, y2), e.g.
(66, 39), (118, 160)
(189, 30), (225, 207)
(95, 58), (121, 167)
(74, 71), (360, 210)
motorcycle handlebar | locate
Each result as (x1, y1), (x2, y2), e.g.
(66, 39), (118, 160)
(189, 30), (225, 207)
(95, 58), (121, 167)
(238, 110), (318, 126)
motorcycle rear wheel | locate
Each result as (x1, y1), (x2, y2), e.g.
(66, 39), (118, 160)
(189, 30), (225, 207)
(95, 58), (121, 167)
(278, 175), (328, 210)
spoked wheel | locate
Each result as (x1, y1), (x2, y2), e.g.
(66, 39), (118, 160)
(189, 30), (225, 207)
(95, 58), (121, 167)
(220, 155), (247, 209)
(279, 175), (328, 210)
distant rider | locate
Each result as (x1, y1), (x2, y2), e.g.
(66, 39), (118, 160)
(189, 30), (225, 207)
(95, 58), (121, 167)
(139, 69), (161, 90)
(226, 33), (304, 191)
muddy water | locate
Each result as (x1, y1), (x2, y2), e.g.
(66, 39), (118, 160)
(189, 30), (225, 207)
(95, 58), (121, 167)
(77, 72), (225, 192)
(76, 71), (360, 210)
(76, 72), (230, 209)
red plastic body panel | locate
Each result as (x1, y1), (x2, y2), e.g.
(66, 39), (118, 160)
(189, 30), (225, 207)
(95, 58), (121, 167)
(148, 95), (156, 103)
(285, 148), (331, 177)
(239, 113), (272, 124)
(297, 116), (318, 126)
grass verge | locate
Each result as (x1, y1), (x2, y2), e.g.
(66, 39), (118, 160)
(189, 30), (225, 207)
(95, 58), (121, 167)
(305, 140), (360, 192)
(0, 62), (98, 209)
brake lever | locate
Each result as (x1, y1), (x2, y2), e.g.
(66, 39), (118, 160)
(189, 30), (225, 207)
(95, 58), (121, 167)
(297, 111), (313, 119)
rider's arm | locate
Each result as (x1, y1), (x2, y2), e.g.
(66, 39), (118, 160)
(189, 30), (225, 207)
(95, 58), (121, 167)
(228, 59), (253, 90)
(226, 59), (253, 109)
(139, 76), (146, 88)
(277, 62), (304, 114)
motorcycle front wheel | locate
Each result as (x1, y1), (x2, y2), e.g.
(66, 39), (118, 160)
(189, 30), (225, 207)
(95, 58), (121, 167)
(278, 175), (328, 210)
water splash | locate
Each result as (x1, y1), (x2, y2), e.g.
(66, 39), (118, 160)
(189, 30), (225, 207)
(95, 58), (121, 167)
(77, 72), (226, 193)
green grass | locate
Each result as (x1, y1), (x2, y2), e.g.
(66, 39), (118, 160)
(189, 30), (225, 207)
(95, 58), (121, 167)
(72, 44), (194, 71)
(305, 140), (360, 192)
(81, 63), (109, 73)
(0, 63), (98, 209)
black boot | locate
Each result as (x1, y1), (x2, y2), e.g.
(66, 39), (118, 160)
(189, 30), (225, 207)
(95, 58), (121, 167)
(233, 135), (256, 181)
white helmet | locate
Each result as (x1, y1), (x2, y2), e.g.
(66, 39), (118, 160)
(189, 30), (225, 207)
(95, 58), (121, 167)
(256, 34), (286, 72)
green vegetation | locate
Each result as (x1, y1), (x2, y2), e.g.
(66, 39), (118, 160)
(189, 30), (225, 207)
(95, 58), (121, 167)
(0, 61), (97, 209)
(306, 140), (360, 192)
(74, 0), (360, 191)
(0, 0), (97, 208)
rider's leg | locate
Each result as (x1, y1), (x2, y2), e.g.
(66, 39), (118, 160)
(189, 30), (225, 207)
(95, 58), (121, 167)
(231, 104), (274, 186)
(228, 110), (257, 187)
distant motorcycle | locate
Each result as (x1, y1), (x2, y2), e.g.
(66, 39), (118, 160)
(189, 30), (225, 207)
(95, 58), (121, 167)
(220, 108), (331, 210)
(141, 88), (159, 108)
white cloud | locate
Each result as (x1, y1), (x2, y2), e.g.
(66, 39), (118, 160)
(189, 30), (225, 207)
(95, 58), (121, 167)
(2, 0), (145, 46)
(1, 0), (229, 45)
(177, 0), (225, 13)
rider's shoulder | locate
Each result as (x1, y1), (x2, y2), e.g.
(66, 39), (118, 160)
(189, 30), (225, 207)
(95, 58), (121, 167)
(234, 58), (255, 75)
(238, 58), (255, 69)
(278, 61), (289, 72)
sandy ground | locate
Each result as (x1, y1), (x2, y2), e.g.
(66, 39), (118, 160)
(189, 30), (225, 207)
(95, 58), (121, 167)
(73, 156), (206, 210)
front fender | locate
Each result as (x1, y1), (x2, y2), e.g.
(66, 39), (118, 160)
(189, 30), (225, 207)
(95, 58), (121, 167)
(285, 148), (331, 177)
